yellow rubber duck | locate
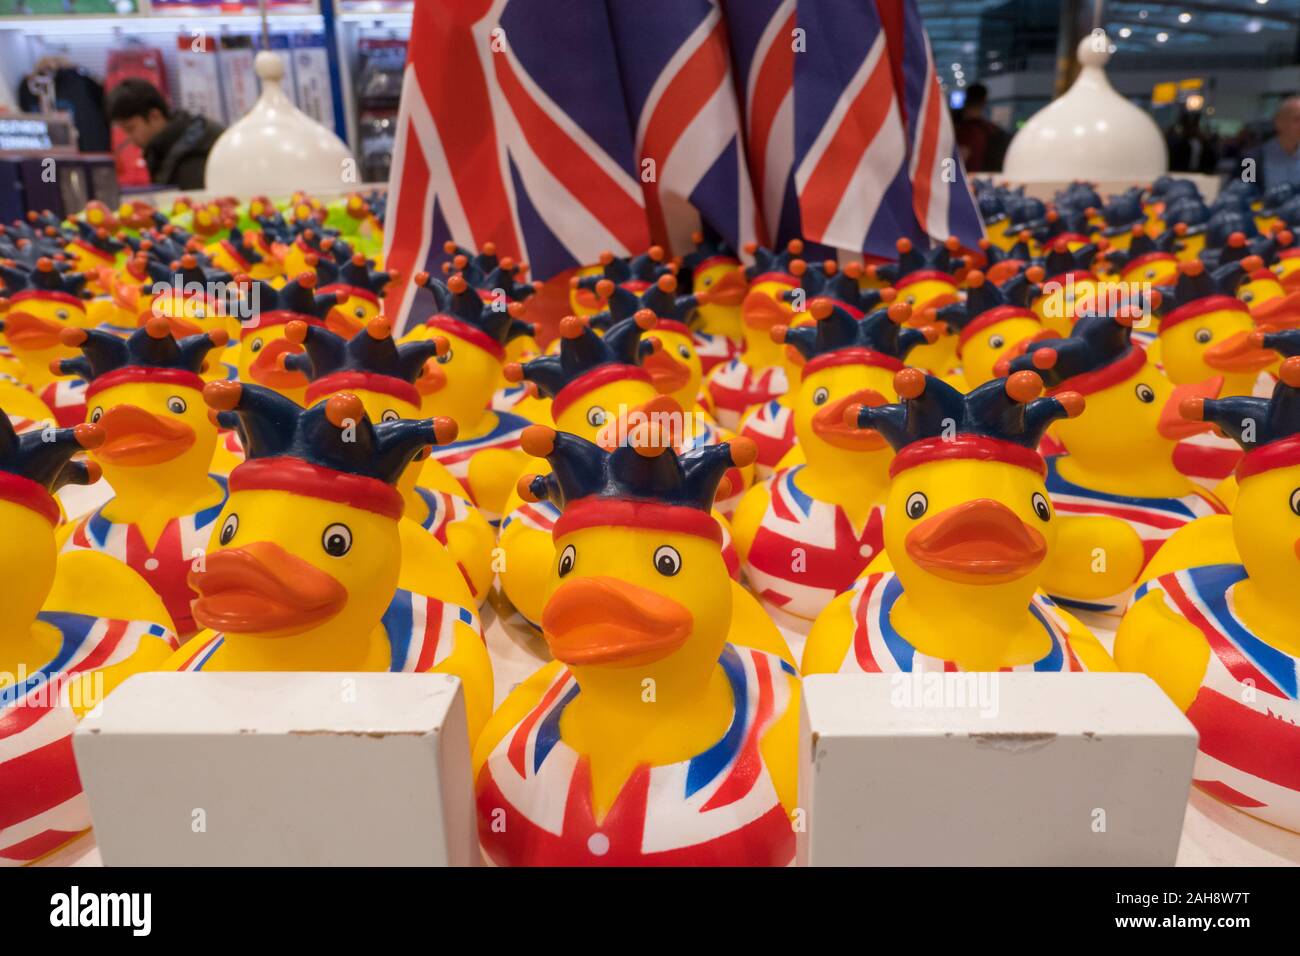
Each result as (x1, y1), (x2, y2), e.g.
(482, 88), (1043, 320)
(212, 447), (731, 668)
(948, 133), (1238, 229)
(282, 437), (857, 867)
(495, 312), (789, 663)
(1030, 238), (1109, 337)
(803, 369), (1115, 674)
(1276, 245), (1300, 292)
(680, 228), (747, 375)
(0, 413), (177, 866)
(401, 271), (535, 523)
(174, 382), (492, 742)
(865, 237), (969, 374)
(999, 307), (1228, 615)
(53, 320), (230, 639)
(704, 240), (804, 429)
(474, 424), (799, 866)
(934, 267), (1049, 390)
(231, 273), (339, 405)
(592, 273), (753, 515)
(63, 223), (124, 295)
(205, 226), (284, 283)
(733, 297), (932, 620)
(282, 316), (496, 605)
(1155, 257), (1278, 399)
(0, 259), (96, 425)
(733, 259), (885, 476)
(1116, 340), (1300, 831)
(310, 237), (397, 338)
(1105, 224), (1183, 290)
(1233, 236), (1300, 334)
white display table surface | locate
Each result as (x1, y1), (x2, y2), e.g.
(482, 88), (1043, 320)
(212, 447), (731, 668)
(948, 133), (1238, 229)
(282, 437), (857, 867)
(41, 482), (1300, 867)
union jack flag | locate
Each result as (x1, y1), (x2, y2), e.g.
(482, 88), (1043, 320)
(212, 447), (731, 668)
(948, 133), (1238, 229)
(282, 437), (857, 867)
(385, 0), (982, 327)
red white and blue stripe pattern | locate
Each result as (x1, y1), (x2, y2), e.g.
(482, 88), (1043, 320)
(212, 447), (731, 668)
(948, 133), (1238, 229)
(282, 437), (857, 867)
(846, 572), (1085, 673)
(476, 643), (797, 866)
(737, 398), (796, 476)
(706, 357), (789, 430)
(427, 411), (529, 521)
(691, 330), (742, 375)
(179, 589), (480, 674)
(1134, 564), (1300, 829)
(413, 485), (482, 599)
(608, 0), (760, 254)
(1043, 456), (1225, 613)
(1, 612), (176, 865)
(385, 0), (650, 333)
(63, 476), (229, 637)
(37, 378), (88, 429)
(743, 465), (884, 619)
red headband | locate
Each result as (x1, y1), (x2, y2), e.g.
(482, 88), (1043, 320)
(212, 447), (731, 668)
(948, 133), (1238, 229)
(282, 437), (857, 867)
(1237, 434), (1300, 482)
(230, 457), (404, 520)
(890, 434), (1047, 478)
(749, 271), (798, 287)
(320, 284), (380, 307)
(423, 314), (504, 362)
(1045, 345), (1147, 398)
(1120, 251), (1176, 279)
(551, 364), (652, 420)
(694, 255), (741, 272)
(956, 306), (1037, 351)
(803, 347), (904, 377)
(305, 371), (420, 408)
(241, 311), (325, 335)
(1039, 269), (1096, 290)
(84, 366), (206, 401)
(651, 319), (693, 338)
(553, 498), (722, 545)
(70, 238), (115, 263)
(7, 289), (86, 310)
(1159, 295), (1249, 334)
(0, 471), (60, 526)
(895, 270), (956, 290)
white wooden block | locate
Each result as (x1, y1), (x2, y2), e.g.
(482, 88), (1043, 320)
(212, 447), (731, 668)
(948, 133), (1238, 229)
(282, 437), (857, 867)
(798, 673), (1198, 866)
(73, 672), (477, 866)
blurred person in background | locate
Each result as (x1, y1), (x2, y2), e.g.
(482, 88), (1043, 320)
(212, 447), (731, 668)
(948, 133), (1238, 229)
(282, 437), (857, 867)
(954, 83), (1009, 173)
(106, 79), (223, 191)
(1254, 95), (1300, 189)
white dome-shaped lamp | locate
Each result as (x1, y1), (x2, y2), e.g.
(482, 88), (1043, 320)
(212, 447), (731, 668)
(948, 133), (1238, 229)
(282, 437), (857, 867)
(1002, 32), (1168, 183)
(204, 52), (355, 197)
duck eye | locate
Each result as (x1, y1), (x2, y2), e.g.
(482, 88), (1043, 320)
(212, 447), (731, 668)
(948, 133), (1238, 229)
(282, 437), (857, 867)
(678, 345), (691, 359)
(322, 523), (352, 557)
(905, 492), (928, 519)
(436, 348), (453, 364)
(1194, 328), (1213, 344)
(381, 409), (399, 423)
(653, 545), (682, 576)
(1291, 488), (1300, 517)
(56, 309), (69, 320)
(558, 543), (576, 577)
(250, 337), (264, 353)
(812, 386), (830, 406)
(166, 395), (187, 414)
(586, 406), (607, 427)
(219, 513), (238, 545)
(988, 334), (1005, 349)
(1240, 292), (1254, 304)
(354, 307), (366, 318)
(1135, 383), (1155, 403)
(89, 406), (103, 424)
(1032, 492), (1051, 522)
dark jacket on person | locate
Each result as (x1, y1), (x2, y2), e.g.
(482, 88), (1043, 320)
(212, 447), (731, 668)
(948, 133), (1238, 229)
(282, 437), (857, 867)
(144, 111), (224, 191)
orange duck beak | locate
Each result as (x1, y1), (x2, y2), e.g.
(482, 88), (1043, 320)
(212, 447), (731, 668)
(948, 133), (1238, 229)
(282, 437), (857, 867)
(904, 498), (1047, 584)
(1203, 330), (1278, 374)
(541, 576), (693, 666)
(94, 404), (196, 465)
(1159, 377), (1222, 439)
(2, 310), (65, 350)
(250, 338), (309, 389)
(326, 308), (366, 339)
(1250, 290), (1300, 332)
(741, 289), (794, 331)
(696, 268), (748, 308)
(189, 541), (348, 636)
(812, 387), (888, 450)
(642, 345), (692, 394)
